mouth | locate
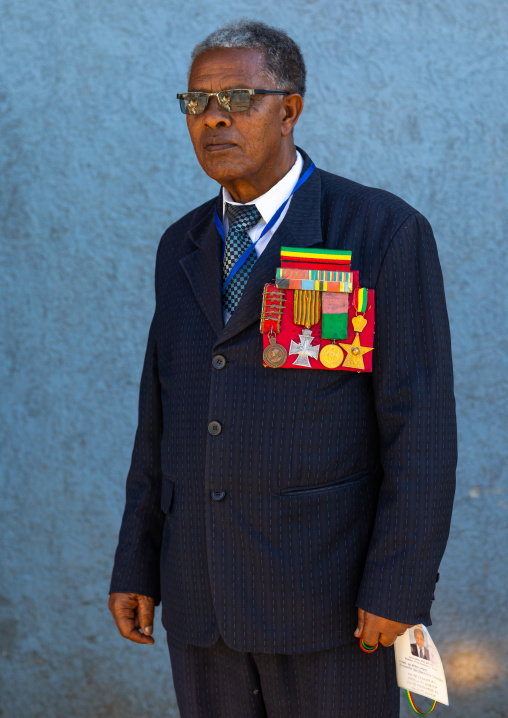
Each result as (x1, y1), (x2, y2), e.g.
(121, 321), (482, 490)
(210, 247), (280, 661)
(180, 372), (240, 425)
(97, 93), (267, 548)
(204, 140), (237, 153)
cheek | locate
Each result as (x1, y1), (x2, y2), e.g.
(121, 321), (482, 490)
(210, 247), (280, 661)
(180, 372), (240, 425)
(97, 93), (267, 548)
(187, 123), (201, 150)
(242, 116), (279, 152)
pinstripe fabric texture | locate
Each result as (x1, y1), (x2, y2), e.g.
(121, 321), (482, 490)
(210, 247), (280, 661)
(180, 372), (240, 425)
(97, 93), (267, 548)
(167, 635), (399, 718)
(110, 148), (457, 654)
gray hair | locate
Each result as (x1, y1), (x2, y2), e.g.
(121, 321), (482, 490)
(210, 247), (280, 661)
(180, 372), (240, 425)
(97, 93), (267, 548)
(190, 20), (306, 97)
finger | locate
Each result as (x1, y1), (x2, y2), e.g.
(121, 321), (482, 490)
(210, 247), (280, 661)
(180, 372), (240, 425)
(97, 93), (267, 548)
(137, 595), (155, 637)
(123, 624), (155, 645)
(109, 593), (136, 633)
(116, 608), (154, 645)
(379, 628), (408, 648)
(379, 631), (397, 647)
(361, 629), (380, 647)
(354, 607), (365, 638)
(360, 614), (380, 647)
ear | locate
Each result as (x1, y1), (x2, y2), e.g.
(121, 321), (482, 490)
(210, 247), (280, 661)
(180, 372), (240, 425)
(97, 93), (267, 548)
(281, 94), (304, 136)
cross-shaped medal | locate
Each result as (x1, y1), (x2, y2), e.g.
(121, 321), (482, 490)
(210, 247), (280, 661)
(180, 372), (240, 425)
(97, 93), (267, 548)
(289, 329), (320, 367)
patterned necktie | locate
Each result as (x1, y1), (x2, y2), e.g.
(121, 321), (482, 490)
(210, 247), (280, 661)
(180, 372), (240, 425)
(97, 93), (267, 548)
(222, 203), (262, 314)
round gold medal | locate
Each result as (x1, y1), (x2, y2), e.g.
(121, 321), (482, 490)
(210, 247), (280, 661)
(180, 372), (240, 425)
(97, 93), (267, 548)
(319, 343), (344, 369)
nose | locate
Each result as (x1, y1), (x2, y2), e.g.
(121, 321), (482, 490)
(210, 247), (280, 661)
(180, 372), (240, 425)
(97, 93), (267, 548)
(202, 96), (232, 129)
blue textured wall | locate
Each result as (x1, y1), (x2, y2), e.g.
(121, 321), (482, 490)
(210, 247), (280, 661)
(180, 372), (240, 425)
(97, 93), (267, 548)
(1, 1), (506, 716)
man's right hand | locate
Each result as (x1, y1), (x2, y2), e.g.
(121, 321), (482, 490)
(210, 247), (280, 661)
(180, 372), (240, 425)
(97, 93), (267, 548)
(108, 592), (155, 645)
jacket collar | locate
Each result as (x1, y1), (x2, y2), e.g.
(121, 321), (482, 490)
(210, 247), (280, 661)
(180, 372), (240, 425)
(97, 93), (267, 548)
(179, 201), (225, 337)
(180, 148), (323, 346)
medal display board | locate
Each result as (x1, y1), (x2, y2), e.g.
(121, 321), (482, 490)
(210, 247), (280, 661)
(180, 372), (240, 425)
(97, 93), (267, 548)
(260, 248), (375, 372)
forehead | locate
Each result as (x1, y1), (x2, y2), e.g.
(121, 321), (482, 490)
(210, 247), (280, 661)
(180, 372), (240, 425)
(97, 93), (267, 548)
(188, 48), (271, 91)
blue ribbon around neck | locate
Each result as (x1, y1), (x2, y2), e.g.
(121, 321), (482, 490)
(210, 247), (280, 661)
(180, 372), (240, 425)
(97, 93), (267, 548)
(215, 162), (316, 294)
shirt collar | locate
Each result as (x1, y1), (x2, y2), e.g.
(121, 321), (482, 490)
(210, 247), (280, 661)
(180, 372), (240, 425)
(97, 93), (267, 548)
(222, 150), (304, 225)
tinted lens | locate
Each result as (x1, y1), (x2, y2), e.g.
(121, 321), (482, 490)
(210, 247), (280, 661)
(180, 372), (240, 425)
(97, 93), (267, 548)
(225, 90), (251, 112)
(180, 94), (209, 115)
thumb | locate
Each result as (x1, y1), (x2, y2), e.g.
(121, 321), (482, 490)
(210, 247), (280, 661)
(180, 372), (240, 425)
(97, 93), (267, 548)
(137, 595), (155, 636)
(355, 607), (365, 638)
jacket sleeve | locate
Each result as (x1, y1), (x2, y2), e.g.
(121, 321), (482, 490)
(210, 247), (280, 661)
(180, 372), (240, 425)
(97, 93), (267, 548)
(356, 212), (457, 625)
(109, 311), (165, 603)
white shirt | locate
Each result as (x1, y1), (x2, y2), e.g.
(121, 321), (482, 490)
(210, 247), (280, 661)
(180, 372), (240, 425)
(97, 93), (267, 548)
(222, 150), (304, 323)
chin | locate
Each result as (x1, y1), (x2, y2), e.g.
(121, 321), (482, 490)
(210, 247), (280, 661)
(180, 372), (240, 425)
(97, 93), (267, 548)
(201, 156), (251, 185)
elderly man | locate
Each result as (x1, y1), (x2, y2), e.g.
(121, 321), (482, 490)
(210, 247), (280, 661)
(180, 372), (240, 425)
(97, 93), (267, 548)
(109, 20), (456, 717)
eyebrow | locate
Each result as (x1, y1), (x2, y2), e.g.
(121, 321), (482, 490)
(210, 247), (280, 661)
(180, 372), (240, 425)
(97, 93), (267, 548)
(187, 86), (251, 93)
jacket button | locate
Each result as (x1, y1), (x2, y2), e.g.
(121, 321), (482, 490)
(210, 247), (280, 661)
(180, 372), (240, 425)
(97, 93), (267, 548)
(212, 355), (226, 369)
(211, 491), (226, 501)
(208, 421), (222, 436)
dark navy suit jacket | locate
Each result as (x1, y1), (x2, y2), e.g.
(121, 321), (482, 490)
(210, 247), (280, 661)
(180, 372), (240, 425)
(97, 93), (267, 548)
(110, 149), (457, 653)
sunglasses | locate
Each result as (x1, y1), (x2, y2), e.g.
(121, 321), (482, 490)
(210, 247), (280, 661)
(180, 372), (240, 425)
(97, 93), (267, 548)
(177, 89), (289, 115)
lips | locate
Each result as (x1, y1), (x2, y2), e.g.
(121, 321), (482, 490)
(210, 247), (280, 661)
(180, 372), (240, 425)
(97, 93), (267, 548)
(204, 139), (237, 152)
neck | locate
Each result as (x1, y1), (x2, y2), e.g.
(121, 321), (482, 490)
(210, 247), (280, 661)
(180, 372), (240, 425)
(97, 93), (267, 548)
(224, 143), (297, 204)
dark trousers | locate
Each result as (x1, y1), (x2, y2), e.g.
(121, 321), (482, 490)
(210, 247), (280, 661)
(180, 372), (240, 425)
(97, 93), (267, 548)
(167, 635), (399, 717)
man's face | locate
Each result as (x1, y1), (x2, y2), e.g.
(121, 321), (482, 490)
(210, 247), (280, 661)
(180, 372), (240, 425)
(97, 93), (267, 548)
(415, 631), (425, 648)
(186, 48), (290, 187)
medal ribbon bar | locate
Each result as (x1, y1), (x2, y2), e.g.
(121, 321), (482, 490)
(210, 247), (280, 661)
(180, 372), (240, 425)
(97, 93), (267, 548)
(276, 267), (353, 292)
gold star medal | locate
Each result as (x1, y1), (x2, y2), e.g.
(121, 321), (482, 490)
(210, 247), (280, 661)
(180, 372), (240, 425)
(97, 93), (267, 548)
(340, 287), (373, 370)
(339, 334), (373, 370)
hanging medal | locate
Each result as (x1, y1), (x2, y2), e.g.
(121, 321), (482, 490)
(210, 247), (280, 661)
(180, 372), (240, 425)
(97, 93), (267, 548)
(319, 343), (344, 368)
(319, 290), (349, 368)
(340, 287), (374, 370)
(260, 285), (288, 368)
(289, 290), (321, 366)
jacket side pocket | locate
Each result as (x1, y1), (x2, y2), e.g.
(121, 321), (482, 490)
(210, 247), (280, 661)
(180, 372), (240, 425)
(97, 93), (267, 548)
(279, 469), (372, 497)
(161, 475), (175, 514)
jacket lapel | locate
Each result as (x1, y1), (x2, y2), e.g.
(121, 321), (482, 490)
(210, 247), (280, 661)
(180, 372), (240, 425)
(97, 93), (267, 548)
(179, 152), (325, 345)
(214, 153), (323, 349)
(179, 205), (224, 337)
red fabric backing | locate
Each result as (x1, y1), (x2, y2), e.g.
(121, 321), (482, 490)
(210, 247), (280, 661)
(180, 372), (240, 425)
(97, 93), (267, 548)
(262, 271), (375, 372)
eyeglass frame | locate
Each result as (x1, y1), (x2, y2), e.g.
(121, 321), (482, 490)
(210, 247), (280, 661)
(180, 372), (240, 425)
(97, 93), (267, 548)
(176, 88), (290, 115)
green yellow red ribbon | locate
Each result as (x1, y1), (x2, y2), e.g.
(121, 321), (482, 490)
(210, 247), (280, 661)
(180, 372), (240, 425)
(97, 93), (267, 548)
(406, 691), (437, 714)
(281, 247), (352, 266)
(354, 287), (368, 313)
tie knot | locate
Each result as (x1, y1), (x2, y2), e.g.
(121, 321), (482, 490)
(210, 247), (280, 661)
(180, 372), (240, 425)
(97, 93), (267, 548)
(226, 203), (261, 232)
